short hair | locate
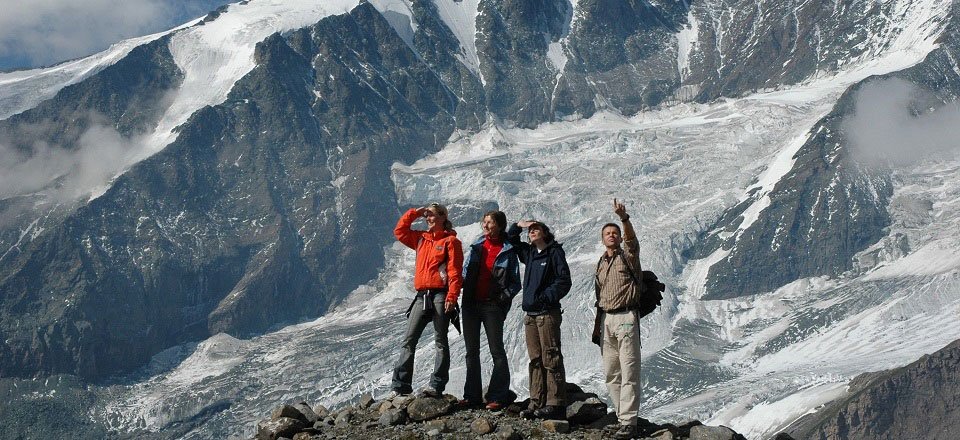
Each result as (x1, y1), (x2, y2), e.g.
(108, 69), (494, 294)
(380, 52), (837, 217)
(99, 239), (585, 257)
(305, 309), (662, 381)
(483, 210), (507, 233)
(529, 221), (556, 243)
(601, 223), (621, 234)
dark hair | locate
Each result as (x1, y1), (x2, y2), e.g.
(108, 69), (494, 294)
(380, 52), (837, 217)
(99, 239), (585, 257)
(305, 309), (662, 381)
(529, 221), (556, 243)
(483, 210), (507, 234)
(601, 223), (621, 234)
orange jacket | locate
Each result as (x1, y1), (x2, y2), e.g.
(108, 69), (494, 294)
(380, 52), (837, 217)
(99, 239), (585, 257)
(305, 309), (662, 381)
(394, 208), (464, 303)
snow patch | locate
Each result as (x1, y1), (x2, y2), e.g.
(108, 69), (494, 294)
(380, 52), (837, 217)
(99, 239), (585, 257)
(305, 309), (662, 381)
(430, 0), (481, 78)
(676, 5), (700, 81)
(369, 0), (418, 51)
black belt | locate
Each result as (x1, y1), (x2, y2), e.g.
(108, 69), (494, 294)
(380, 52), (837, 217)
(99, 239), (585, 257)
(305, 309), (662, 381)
(603, 306), (635, 314)
(405, 289), (446, 317)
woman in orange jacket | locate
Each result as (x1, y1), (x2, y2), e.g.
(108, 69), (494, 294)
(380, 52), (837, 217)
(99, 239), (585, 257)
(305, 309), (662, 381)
(390, 203), (464, 397)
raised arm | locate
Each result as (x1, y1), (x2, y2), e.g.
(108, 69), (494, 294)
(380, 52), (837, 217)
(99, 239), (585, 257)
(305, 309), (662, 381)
(394, 208), (424, 249)
(614, 199), (640, 269)
(506, 222), (531, 262)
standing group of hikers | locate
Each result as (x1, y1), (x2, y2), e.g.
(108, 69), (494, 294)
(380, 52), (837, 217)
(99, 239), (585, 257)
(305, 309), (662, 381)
(390, 199), (649, 440)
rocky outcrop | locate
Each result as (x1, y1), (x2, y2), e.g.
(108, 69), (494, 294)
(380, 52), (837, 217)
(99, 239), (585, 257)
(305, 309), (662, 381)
(784, 339), (960, 440)
(255, 383), (748, 440)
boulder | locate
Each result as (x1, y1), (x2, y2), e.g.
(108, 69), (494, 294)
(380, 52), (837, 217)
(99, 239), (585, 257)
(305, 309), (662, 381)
(256, 417), (306, 440)
(496, 425), (521, 440)
(271, 405), (307, 424)
(650, 428), (675, 440)
(542, 419), (571, 433)
(377, 400), (395, 414)
(566, 398), (608, 424)
(471, 416), (496, 435)
(424, 419), (449, 433)
(313, 404), (330, 419)
(406, 397), (453, 421)
(378, 408), (407, 426)
(690, 424), (740, 440)
(358, 392), (375, 408)
(334, 409), (352, 427)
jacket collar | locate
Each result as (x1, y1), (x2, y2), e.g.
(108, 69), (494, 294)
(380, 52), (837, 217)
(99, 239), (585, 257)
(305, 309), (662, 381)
(423, 228), (456, 241)
(472, 234), (513, 253)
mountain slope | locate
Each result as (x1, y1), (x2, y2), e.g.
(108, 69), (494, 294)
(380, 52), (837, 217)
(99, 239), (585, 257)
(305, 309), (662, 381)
(785, 339), (960, 440)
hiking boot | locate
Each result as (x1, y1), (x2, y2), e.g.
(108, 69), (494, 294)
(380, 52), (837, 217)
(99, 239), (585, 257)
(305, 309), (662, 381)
(520, 407), (538, 419)
(386, 390), (411, 400)
(613, 424), (637, 440)
(457, 399), (483, 409)
(418, 387), (441, 398)
(532, 405), (565, 420)
(485, 401), (504, 411)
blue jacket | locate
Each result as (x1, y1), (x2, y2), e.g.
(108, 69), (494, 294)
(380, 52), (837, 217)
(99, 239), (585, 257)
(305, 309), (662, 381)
(506, 223), (572, 314)
(461, 235), (521, 303)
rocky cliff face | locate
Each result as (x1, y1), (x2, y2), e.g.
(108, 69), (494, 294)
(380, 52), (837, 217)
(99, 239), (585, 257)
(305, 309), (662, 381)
(785, 339), (960, 440)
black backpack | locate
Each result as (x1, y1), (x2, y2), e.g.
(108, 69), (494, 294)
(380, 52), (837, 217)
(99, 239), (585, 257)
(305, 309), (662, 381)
(634, 268), (665, 318)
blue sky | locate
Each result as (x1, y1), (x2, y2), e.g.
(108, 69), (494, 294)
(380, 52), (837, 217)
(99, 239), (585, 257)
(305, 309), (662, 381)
(0, 0), (231, 71)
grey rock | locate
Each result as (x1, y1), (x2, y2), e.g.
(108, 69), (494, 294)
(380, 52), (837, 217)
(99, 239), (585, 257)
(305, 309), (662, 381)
(650, 428), (674, 440)
(470, 416), (495, 435)
(377, 400), (395, 414)
(378, 408), (407, 426)
(496, 425), (521, 440)
(293, 402), (320, 424)
(406, 396), (452, 421)
(358, 392), (375, 408)
(334, 410), (352, 427)
(423, 419), (448, 432)
(314, 405), (329, 419)
(690, 424), (738, 440)
(566, 398), (608, 424)
(256, 417), (306, 440)
(541, 419), (571, 433)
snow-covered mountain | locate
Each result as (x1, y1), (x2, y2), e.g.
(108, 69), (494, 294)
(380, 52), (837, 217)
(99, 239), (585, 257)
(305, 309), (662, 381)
(1, 0), (959, 439)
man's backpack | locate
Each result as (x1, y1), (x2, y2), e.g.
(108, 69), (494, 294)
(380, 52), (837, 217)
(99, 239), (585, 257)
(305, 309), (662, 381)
(635, 269), (665, 319)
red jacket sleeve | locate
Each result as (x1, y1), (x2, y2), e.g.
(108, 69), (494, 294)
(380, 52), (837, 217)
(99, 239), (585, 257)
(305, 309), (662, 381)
(394, 208), (422, 250)
(445, 238), (464, 302)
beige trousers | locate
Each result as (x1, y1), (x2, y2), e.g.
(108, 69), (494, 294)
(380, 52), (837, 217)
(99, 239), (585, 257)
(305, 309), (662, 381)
(602, 310), (640, 426)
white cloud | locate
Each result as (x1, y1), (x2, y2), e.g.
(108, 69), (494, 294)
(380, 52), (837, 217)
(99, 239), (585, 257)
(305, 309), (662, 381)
(0, 0), (229, 69)
(0, 117), (142, 202)
(844, 77), (960, 167)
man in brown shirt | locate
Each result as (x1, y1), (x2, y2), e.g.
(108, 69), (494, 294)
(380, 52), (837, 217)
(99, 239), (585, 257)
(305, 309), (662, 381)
(595, 199), (643, 440)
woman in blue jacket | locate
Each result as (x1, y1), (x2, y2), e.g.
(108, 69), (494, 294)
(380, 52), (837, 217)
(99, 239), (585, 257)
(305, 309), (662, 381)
(507, 220), (572, 420)
(460, 211), (521, 409)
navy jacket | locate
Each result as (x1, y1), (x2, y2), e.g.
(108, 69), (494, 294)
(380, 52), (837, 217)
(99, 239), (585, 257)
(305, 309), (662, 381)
(506, 223), (572, 314)
(461, 235), (522, 303)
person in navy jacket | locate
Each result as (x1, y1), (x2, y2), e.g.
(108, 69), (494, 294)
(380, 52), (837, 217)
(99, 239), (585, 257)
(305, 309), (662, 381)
(506, 220), (572, 420)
